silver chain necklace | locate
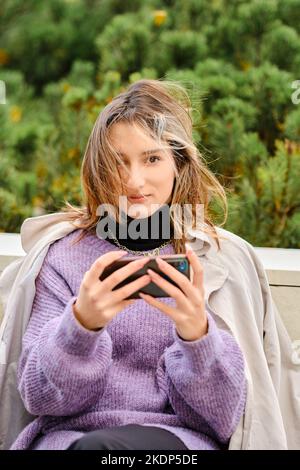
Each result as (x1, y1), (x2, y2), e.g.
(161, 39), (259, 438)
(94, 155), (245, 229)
(107, 228), (172, 257)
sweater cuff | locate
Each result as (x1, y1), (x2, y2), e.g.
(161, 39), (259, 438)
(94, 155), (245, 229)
(54, 296), (106, 356)
(171, 312), (224, 373)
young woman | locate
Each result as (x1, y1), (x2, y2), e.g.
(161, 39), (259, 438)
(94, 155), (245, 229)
(10, 79), (247, 450)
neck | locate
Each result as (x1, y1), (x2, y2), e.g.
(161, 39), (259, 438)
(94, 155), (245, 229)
(104, 203), (173, 252)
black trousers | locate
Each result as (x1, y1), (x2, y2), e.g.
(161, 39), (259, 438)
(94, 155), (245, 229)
(66, 424), (188, 450)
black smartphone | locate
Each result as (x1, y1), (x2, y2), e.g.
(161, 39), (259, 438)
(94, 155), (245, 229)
(99, 254), (190, 299)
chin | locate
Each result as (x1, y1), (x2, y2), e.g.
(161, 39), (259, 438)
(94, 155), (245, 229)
(127, 204), (150, 219)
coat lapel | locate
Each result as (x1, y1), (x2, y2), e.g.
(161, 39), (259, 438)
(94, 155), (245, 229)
(200, 257), (229, 304)
(186, 226), (229, 304)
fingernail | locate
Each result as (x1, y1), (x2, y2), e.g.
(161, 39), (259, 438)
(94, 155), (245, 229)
(147, 268), (156, 275)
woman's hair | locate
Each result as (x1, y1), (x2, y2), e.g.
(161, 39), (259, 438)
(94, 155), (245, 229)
(60, 78), (228, 253)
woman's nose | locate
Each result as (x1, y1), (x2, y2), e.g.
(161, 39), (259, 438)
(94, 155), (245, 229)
(124, 165), (146, 187)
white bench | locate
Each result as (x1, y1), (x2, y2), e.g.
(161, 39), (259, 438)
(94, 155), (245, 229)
(0, 234), (299, 341)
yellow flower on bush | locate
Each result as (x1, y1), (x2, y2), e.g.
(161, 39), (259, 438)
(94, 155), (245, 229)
(62, 82), (71, 93)
(0, 49), (9, 65)
(238, 59), (252, 71)
(36, 163), (48, 179)
(32, 196), (44, 207)
(9, 106), (22, 123)
(277, 121), (285, 131)
(67, 147), (79, 160)
(86, 97), (96, 110)
(52, 176), (66, 191)
(153, 10), (167, 27)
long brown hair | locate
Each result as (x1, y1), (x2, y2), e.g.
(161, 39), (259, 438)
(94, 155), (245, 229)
(60, 78), (228, 253)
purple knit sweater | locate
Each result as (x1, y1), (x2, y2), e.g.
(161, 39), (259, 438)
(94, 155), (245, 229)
(11, 229), (247, 450)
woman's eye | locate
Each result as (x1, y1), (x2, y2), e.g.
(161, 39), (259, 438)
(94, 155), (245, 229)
(117, 156), (161, 167)
(147, 156), (161, 164)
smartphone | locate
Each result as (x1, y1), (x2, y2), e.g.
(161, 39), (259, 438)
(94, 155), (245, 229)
(99, 254), (190, 299)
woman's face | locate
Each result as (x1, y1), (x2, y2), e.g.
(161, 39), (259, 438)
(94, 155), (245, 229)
(109, 121), (176, 218)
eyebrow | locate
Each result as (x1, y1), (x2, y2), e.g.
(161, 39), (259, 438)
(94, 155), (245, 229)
(116, 148), (164, 157)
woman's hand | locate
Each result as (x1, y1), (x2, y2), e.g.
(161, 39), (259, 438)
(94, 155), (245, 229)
(73, 251), (151, 331)
(139, 245), (208, 342)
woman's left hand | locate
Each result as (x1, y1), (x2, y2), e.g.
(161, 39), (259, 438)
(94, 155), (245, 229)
(139, 245), (208, 342)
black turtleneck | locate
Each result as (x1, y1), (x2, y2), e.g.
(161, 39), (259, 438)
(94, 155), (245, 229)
(99, 203), (173, 252)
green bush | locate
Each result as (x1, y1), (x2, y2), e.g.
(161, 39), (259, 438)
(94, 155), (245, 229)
(0, 0), (299, 248)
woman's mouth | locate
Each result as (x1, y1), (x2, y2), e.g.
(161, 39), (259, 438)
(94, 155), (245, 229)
(128, 195), (150, 202)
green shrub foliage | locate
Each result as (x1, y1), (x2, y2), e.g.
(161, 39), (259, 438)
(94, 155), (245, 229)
(0, 0), (299, 247)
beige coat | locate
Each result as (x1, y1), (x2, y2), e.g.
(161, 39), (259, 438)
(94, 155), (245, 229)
(0, 212), (299, 450)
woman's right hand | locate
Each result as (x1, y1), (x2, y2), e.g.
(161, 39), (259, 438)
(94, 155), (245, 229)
(73, 251), (151, 331)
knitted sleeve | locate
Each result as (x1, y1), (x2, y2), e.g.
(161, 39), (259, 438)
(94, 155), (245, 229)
(17, 256), (113, 416)
(163, 312), (247, 445)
